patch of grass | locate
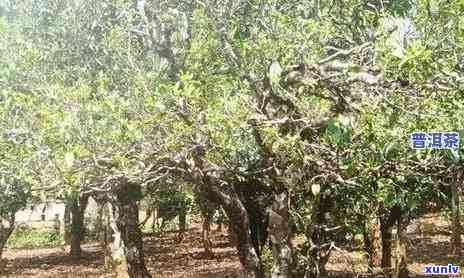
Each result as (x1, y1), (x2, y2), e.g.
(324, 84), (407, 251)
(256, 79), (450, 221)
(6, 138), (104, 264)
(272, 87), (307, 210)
(7, 225), (62, 249)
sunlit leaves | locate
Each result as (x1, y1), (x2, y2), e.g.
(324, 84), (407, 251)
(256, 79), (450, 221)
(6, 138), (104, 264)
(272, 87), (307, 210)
(0, 173), (32, 220)
(0, 1), (462, 250)
(324, 117), (353, 147)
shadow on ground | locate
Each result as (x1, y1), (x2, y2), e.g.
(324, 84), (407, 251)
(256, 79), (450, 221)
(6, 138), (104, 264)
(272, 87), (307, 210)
(2, 244), (106, 278)
(3, 226), (241, 278)
(2, 214), (463, 278)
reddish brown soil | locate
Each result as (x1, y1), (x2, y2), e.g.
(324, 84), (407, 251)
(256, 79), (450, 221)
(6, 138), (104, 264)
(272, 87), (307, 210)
(1, 227), (240, 278)
(1, 214), (463, 277)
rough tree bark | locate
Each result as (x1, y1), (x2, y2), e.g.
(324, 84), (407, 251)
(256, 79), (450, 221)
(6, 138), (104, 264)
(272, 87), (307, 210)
(248, 115), (292, 278)
(176, 205), (187, 242)
(227, 220), (238, 246)
(112, 180), (152, 278)
(94, 200), (104, 242)
(196, 193), (216, 257)
(364, 214), (382, 270)
(450, 170), (462, 256)
(304, 193), (335, 278)
(186, 145), (264, 278)
(268, 186), (293, 278)
(380, 206), (401, 275)
(106, 201), (129, 277)
(69, 198), (80, 257)
(0, 214), (15, 260)
(223, 192), (264, 278)
(70, 195), (89, 258)
(393, 214), (409, 278)
(202, 182), (264, 278)
(380, 223), (393, 269)
(201, 214), (214, 257)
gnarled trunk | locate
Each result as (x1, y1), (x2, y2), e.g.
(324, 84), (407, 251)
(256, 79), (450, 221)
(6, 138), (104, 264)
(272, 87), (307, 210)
(196, 189), (218, 256)
(268, 188), (292, 278)
(227, 220), (238, 246)
(393, 214), (409, 278)
(106, 202), (128, 277)
(187, 148), (264, 278)
(364, 215), (382, 270)
(201, 215), (213, 257)
(380, 221), (393, 270)
(205, 185), (264, 278)
(113, 181), (151, 278)
(226, 200), (264, 278)
(95, 200), (105, 242)
(0, 214), (15, 260)
(69, 198), (81, 257)
(303, 191), (339, 278)
(380, 206), (401, 276)
(70, 195), (89, 258)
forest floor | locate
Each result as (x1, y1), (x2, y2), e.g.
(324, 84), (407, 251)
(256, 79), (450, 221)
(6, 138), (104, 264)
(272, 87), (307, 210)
(1, 213), (463, 278)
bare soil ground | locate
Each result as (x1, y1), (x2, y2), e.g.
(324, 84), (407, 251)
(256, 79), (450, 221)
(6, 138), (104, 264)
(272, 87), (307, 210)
(1, 228), (241, 278)
(1, 213), (463, 278)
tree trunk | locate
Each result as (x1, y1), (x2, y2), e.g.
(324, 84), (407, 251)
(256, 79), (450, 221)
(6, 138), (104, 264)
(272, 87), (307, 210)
(189, 151), (263, 277)
(268, 188), (293, 278)
(364, 215), (382, 270)
(304, 194), (333, 278)
(113, 181), (152, 278)
(176, 206), (186, 242)
(70, 198), (82, 257)
(106, 202), (129, 277)
(69, 195), (89, 258)
(228, 221), (238, 246)
(393, 214), (409, 278)
(451, 170), (462, 256)
(205, 184), (264, 278)
(95, 201), (104, 242)
(201, 216), (213, 257)
(63, 201), (71, 245)
(226, 201), (264, 278)
(196, 189), (217, 256)
(381, 206), (401, 275)
(380, 222), (393, 269)
(100, 201), (110, 249)
(0, 214), (15, 260)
